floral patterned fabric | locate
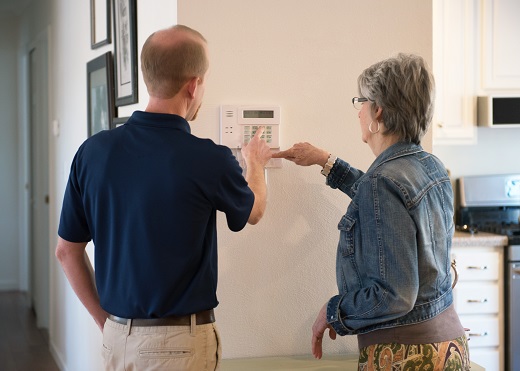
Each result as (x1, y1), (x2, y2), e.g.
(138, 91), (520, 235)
(358, 335), (470, 371)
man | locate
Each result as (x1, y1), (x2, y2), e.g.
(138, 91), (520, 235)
(56, 25), (271, 370)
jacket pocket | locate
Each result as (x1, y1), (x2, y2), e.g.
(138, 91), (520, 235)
(338, 214), (356, 256)
(138, 348), (193, 359)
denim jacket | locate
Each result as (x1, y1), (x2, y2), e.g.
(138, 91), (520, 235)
(325, 142), (454, 336)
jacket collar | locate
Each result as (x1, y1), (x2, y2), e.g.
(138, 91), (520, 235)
(367, 141), (424, 173)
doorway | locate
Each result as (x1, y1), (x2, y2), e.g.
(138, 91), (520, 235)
(26, 31), (50, 329)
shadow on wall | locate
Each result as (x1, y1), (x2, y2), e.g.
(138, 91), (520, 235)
(216, 165), (356, 357)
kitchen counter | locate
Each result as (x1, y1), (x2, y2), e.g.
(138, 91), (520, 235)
(221, 354), (485, 370)
(453, 230), (508, 247)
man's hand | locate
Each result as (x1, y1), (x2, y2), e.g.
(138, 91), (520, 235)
(240, 126), (272, 169)
(240, 127), (271, 224)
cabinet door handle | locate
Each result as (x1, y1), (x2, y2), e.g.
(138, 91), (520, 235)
(467, 265), (488, 270)
(468, 332), (488, 337)
(467, 298), (488, 303)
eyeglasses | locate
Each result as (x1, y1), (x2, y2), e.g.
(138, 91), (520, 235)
(352, 97), (371, 110)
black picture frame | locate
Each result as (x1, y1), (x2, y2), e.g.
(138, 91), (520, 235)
(111, 116), (130, 129)
(90, 0), (111, 49)
(87, 52), (117, 137)
(113, 0), (138, 106)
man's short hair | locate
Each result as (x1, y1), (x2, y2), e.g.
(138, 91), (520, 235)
(141, 25), (208, 99)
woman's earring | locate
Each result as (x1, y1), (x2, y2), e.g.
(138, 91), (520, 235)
(368, 120), (381, 134)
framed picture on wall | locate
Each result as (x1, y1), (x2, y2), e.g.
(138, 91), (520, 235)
(87, 52), (117, 137)
(113, 0), (138, 106)
(90, 0), (111, 49)
(111, 116), (130, 129)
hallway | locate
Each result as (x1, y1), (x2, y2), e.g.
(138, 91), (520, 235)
(0, 291), (60, 370)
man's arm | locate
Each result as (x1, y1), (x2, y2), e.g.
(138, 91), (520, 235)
(245, 161), (267, 224)
(55, 237), (108, 331)
(241, 127), (272, 224)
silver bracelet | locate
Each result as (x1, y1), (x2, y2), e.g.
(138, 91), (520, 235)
(320, 154), (337, 177)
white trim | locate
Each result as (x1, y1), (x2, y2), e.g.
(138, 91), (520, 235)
(50, 341), (69, 371)
(17, 35), (30, 292)
(0, 280), (20, 291)
(19, 26), (52, 325)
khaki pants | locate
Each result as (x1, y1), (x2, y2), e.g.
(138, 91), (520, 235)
(102, 316), (221, 371)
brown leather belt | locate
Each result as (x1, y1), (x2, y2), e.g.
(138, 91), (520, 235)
(108, 309), (215, 327)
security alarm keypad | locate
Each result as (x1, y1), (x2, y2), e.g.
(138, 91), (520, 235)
(220, 105), (282, 168)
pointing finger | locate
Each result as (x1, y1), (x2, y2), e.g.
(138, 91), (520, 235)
(253, 126), (265, 139)
(271, 148), (294, 159)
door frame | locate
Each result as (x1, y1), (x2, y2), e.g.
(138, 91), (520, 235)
(18, 26), (52, 329)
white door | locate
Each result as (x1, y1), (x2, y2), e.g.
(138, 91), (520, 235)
(28, 36), (50, 329)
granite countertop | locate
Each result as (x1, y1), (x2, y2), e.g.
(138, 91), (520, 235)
(221, 355), (485, 371)
(453, 230), (508, 247)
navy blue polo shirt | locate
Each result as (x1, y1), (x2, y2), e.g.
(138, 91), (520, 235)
(58, 111), (254, 318)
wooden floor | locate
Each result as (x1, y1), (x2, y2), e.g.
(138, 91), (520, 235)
(0, 291), (60, 371)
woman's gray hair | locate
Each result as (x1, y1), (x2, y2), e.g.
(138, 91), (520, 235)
(358, 53), (435, 144)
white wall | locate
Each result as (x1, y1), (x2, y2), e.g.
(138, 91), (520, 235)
(179, 0), (432, 359)
(0, 15), (20, 290)
(10, 0), (433, 369)
(434, 128), (520, 180)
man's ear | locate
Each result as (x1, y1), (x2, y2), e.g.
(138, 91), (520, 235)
(186, 76), (200, 99)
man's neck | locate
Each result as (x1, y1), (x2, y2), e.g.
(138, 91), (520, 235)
(145, 97), (187, 117)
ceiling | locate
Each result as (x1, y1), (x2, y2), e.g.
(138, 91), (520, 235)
(0, 0), (33, 17)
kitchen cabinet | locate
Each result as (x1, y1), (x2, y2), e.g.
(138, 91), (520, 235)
(433, 0), (520, 144)
(481, 0), (520, 89)
(452, 232), (507, 371)
(432, 0), (478, 145)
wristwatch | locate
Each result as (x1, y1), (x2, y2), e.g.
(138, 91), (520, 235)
(321, 154), (337, 177)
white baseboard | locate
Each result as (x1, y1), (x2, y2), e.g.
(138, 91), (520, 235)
(0, 280), (19, 291)
(50, 340), (68, 371)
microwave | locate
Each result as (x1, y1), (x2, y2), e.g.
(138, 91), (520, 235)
(477, 95), (520, 127)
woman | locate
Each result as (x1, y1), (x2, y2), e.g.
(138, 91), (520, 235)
(273, 54), (470, 370)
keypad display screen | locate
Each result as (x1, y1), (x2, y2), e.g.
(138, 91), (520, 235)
(243, 110), (274, 119)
